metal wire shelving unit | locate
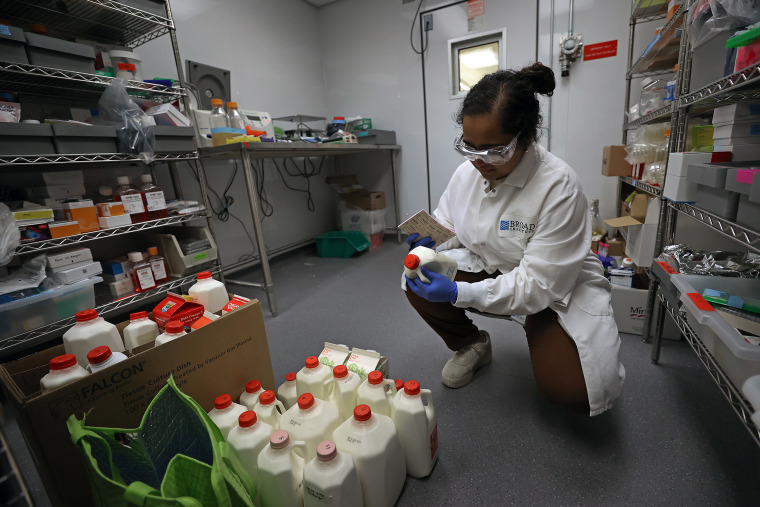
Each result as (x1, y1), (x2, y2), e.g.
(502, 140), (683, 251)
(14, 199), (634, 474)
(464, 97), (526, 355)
(0, 151), (197, 166)
(627, 5), (685, 79)
(620, 175), (662, 197)
(0, 426), (32, 507)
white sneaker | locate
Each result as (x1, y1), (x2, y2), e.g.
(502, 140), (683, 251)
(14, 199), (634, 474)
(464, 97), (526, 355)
(441, 330), (492, 388)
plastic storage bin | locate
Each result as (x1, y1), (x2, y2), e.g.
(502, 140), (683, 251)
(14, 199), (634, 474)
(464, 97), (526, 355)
(671, 274), (760, 389)
(0, 123), (55, 156)
(315, 231), (370, 258)
(145, 227), (217, 277)
(24, 32), (95, 73)
(153, 126), (196, 153)
(725, 168), (760, 229)
(0, 276), (102, 341)
(687, 163), (741, 221)
(0, 24), (29, 64)
(52, 124), (118, 154)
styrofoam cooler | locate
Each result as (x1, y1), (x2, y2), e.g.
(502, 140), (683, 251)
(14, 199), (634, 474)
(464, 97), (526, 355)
(671, 274), (760, 389)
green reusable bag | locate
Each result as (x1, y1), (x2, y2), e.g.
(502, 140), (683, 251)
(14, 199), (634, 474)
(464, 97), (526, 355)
(67, 376), (255, 507)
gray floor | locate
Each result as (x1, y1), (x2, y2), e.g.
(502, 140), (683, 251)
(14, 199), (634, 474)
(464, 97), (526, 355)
(4, 237), (760, 505)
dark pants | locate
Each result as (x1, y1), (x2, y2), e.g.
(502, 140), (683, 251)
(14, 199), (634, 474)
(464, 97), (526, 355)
(405, 270), (590, 414)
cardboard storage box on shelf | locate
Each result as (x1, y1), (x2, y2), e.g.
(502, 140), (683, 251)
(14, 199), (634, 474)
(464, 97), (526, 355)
(63, 200), (99, 233)
(610, 274), (682, 338)
(46, 247), (93, 269)
(49, 260), (102, 284)
(663, 152), (712, 202)
(98, 214), (132, 229)
(0, 299), (274, 507)
(605, 195), (660, 268)
(601, 145), (633, 177)
(47, 220), (79, 239)
(343, 191), (386, 211)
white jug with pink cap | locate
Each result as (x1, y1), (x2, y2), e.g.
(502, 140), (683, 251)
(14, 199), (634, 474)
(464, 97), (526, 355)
(256, 430), (308, 507)
(303, 440), (363, 507)
(391, 379), (439, 478)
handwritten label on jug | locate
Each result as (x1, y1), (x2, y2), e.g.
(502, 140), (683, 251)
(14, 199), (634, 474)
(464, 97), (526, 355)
(346, 436), (362, 445)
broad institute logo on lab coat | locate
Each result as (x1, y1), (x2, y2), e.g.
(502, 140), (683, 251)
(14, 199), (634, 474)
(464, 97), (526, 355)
(499, 218), (536, 235)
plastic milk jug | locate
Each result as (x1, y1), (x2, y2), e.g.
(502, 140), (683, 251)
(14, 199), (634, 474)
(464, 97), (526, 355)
(227, 411), (273, 488)
(40, 354), (89, 392)
(356, 370), (397, 418)
(188, 271), (229, 314)
(63, 309), (125, 367)
(391, 380), (439, 478)
(281, 393), (341, 462)
(254, 390), (286, 430)
(327, 365), (362, 421)
(122, 311), (158, 349)
(278, 372), (298, 409)
(297, 356), (332, 400)
(303, 440), (364, 507)
(208, 394), (247, 439)
(239, 379), (265, 411)
(154, 320), (187, 346)
(404, 246), (458, 283)
(257, 430), (307, 507)
(86, 346), (128, 373)
(333, 405), (406, 507)
(394, 379), (404, 392)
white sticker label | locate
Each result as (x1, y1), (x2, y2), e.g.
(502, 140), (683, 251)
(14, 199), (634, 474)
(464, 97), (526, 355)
(136, 267), (155, 290)
(145, 191), (167, 212)
(745, 336), (760, 346)
(121, 194), (145, 214)
(150, 260), (167, 281)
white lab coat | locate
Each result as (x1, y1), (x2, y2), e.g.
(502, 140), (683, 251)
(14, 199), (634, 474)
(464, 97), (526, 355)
(413, 143), (625, 416)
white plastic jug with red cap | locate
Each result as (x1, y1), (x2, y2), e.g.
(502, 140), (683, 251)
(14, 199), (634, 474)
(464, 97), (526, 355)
(333, 405), (406, 507)
(207, 394), (247, 438)
(356, 370), (397, 418)
(403, 246), (457, 283)
(122, 311), (158, 349)
(391, 379), (439, 478)
(253, 390), (286, 430)
(239, 379), (265, 411)
(188, 271), (229, 314)
(278, 372), (298, 409)
(327, 365), (362, 421)
(154, 320), (187, 346)
(297, 356), (332, 400)
(63, 309), (125, 367)
(257, 429), (307, 507)
(86, 346), (128, 373)
(281, 393), (341, 462)
(226, 411), (273, 489)
(303, 440), (364, 507)
(40, 354), (89, 392)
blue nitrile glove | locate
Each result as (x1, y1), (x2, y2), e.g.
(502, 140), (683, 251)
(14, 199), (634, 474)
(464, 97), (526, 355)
(406, 267), (458, 303)
(406, 232), (436, 251)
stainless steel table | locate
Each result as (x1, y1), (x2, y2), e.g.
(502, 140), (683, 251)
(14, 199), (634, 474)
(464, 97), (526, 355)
(198, 142), (402, 317)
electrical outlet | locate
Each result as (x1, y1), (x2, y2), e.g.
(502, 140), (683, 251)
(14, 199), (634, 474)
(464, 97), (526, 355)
(423, 13), (433, 31)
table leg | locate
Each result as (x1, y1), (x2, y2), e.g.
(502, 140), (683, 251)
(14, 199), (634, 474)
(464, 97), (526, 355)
(390, 149), (401, 243)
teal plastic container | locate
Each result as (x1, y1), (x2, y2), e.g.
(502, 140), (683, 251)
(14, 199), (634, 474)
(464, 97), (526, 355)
(316, 231), (370, 258)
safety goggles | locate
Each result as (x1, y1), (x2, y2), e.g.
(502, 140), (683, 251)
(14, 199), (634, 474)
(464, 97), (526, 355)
(453, 132), (520, 165)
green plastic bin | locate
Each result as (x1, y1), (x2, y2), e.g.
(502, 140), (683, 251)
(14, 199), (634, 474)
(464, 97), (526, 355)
(316, 231), (370, 258)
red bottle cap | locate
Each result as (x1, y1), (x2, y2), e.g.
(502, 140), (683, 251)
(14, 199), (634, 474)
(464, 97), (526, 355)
(165, 321), (185, 334)
(404, 254), (420, 270)
(333, 365), (348, 379)
(395, 379), (405, 392)
(197, 271), (212, 280)
(354, 404), (372, 421)
(298, 393), (315, 410)
(50, 354), (77, 370)
(214, 394), (232, 410)
(239, 411), (257, 428)
(305, 356), (319, 368)
(317, 441), (337, 461)
(270, 430), (290, 449)
(87, 346), (112, 365)
(75, 309), (98, 322)
(259, 390), (276, 405)
(404, 380), (421, 396)
(334, 117), (345, 121)
(285, 372), (297, 382)
(367, 371), (383, 385)
(245, 380), (261, 393)
(130, 311), (148, 321)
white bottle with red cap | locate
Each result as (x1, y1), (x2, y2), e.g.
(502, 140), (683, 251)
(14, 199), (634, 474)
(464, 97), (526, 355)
(239, 379), (265, 411)
(327, 365), (362, 421)
(281, 393), (341, 462)
(207, 394), (247, 439)
(356, 370), (397, 418)
(122, 311), (159, 350)
(154, 320), (187, 346)
(303, 440), (363, 507)
(40, 354), (89, 392)
(253, 390), (286, 430)
(188, 271), (229, 314)
(257, 430), (308, 507)
(86, 346), (128, 373)
(333, 405), (406, 507)
(278, 372), (298, 409)
(403, 246), (457, 283)
(391, 379), (439, 478)
(226, 411), (273, 487)
(63, 309), (125, 367)
(296, 356), (332, 401)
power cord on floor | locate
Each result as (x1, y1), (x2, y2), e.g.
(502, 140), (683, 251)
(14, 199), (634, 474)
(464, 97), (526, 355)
(271, 156), (325, 212)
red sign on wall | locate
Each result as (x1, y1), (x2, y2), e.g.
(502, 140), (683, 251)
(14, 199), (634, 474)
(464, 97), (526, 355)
(583, 40), (618, 61)
(468, 0), (485, 18)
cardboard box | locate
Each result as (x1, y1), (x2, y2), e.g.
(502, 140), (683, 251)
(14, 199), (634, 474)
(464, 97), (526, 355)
(602, 145), (633, 177)
(345, 347), (389, 379)
(50, 261), (102, 284)
(605, 237), (626, 257)
(319, 342), (351, 368)
(0, 299), (274, 507)
(343, 191), (386, 211)
(96, 201), (125, 217)
(605, 194), (658, 229)
(153, 293), (204, 329)
(626, 222), (659, 268)
(47, 220), (79, 239)
(98, 214), (132, 229)
(610, 277), (682, 338)
(102, 271), (129, 284)
(102, 258), (130, 276)
(107, 276), (134, 297)
(63, 200), (99, 233)
(222, 294), (251, 315)
(46, 247), (93, 269)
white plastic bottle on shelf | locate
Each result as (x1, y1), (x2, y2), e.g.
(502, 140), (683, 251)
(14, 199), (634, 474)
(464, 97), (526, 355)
(296, 356), (332, 401)
(257, 430), (307, 507)
(404, 246), (457, 283)
(122, 311), (159, 350)
(278, 372), (298, 409)
(63, 309), (125, 367)
(356, 370), (397, 418)
(391, 379), (439, 478)
(128, 251), (156, 293)
(188, 271), (229, 314)
(40, 354), (89, 392)
(207, 394), (247, 439)
(86, 346), (128, 373)
(154, 320), (187, 346)
(226, 411), (273, 489)
(209, 99), (228, 130)
(139, 174), (168, 221)
(253, 390), (286, 430)
(227, 102), (247, 130)
(303, 440), (364, 507)
(333, 405), (406, 507)
(280, 393), (341, 462)
(239, 379), (265, 411)
(327, 365), (362, 421)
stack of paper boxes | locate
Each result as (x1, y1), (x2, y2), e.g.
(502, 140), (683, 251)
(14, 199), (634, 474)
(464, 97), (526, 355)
(45, 247), (102, 285)
(102, 258), (134, 298)
(712, 103), (760, 162)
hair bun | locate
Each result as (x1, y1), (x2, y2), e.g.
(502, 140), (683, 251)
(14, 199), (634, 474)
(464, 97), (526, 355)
(518, 62), (555, 96)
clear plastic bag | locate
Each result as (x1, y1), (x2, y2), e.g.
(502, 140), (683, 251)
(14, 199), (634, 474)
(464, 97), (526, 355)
(97, 78), (156, 164)
(690, 0), (760, 48)
(0, 203), (19, 267)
